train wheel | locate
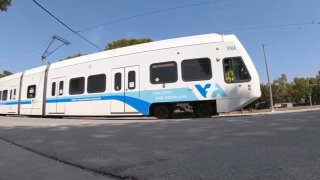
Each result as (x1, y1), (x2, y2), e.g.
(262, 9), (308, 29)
(195, 103), (214, 118)
(154, 105), (170, 119)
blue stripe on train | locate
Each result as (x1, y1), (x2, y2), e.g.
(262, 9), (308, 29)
(45, 88), (198, 115)
(0, 100), (32, 105)
(1, 88), (199, 115)
(46, 95), (151, 115)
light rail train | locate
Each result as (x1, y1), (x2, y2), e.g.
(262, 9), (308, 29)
(0, 33), (261, 118)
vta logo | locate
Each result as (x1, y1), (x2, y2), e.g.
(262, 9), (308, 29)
(195, 84), (227, 98)
(195, 84), (211, 98)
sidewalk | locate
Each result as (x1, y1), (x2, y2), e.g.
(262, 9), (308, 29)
(219, 106), (320, 117)
(0, 139), (114, 180)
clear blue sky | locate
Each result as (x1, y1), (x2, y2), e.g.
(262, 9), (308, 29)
(0, 0), (319, 83)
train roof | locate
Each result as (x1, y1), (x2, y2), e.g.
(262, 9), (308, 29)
(1, 33), (238, 78)
(0, 66), (48, 83)
(49, 33), (234, 70)
(0, 72), (23, 83)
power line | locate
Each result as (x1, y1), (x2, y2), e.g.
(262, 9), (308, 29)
(1, 0), (231, 68)
(71, 0), (319, 38)
(1, 20), (318, 69)
(217, 22), (317, 33)
(77, 0), (230, 33)
(1, 0), (319, 69)
(0, 43), (48, 68)
(32, 0), (102, 51)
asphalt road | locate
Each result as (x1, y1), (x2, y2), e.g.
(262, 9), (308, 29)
(0, 110), (320, 180)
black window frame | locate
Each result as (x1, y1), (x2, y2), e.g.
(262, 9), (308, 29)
(13, 89), (16, 100)
(0, 91), (2, 101)
(10, 89), (12, 100)
(223, 57), (251, 84)
(2, 90), (8, 101)
(59, 81), (64, 95)
(150, 61), (178, 84)
(128, 71), (136, 90)
(114, 73), (122, 91)
(51, 82), (56, 96)
(181, 58), (212, 82)
(87, 74), (106, 93)
(27, 85), (36, 99)
(69, 77), (85, 95)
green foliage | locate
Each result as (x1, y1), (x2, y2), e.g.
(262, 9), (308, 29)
(272, 74), (291, 103)
(246, 73), (320, 109)
(259, 83), (269, 103)
(0, 70), (13, 78)
(63, 53), (86, 61)
(311, 77), (320, 105)
(292, 77), (309, 103)
(105, 38), (153, 50)
(0, 0), (11, 11)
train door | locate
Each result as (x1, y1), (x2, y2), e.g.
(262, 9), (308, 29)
(8, 86), (18, 114)
(111, 66), (140, 114)
(48, 77), (66, 114)
(111, 68), (125, 113)
(124, 66), (140, 113)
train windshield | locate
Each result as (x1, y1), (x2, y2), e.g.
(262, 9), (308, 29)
(223, 57), (251, 83)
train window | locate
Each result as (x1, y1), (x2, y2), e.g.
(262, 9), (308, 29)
(27, 85), (36, 99)
(88, 74), (106, 93)
(0, 91), (2, 101)
(10, 90), (12, 100)
(114, 73), (122, 91)
(128, 71), (136, 90)
(150, 61), (177, 84)
(182, 58), (212, 81)
(59, 81), (64, 95)
(52, 82), (56, 96)
(223, 57), (251, 83)
(13, 89), (16, 99)
(2, 90), (8, 101)
(69, 77), (85, 95)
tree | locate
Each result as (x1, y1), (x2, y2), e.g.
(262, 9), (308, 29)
(0, 70), (13, 78)
(63, 53), (86, 61)
(0, 0), (11, 11)
(272, 74), (291, 103)
(309, 77), (320, 105)
(246, 73), (320, 109)
(292, 77), (309, 104)
(105, 38), (153, 50)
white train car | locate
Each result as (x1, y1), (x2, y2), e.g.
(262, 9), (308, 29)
(0, 72), (22, 115)
(0, 33), (261, 118)
(19, 66), (47, 116)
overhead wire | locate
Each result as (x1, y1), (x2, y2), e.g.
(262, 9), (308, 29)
(1, 0), (231, 68)
(3, 20), (317, 69)
(217, 22), (317, 33)
(1, 0), (319, 69)
(0, 43), (49, 68)
(32, 0), (102, 50)
(77, 0), (230, 33)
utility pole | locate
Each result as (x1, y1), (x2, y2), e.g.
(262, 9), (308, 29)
(262, 43), (275, 112)
(308, 80), (313, 106)
(309, 93), (312, 106)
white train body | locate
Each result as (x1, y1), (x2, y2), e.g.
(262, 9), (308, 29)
(0, 33), (261, 118)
